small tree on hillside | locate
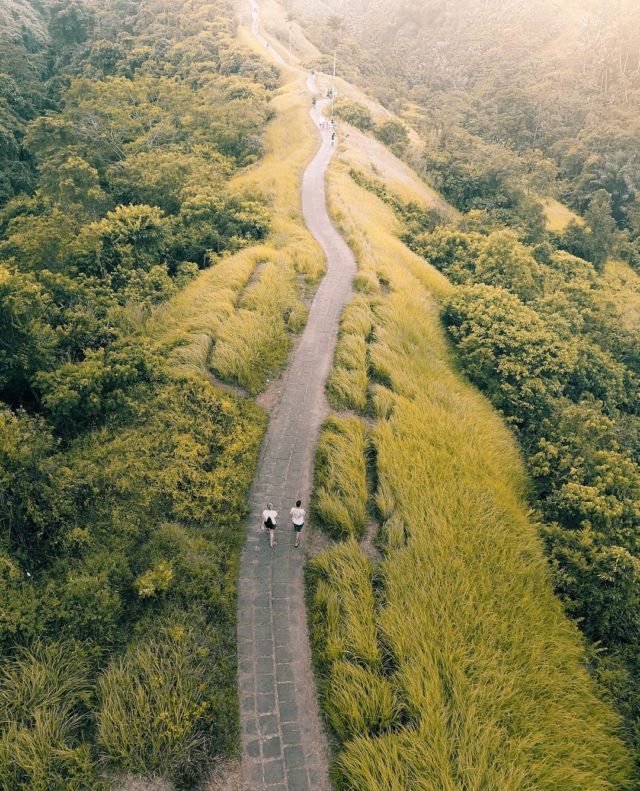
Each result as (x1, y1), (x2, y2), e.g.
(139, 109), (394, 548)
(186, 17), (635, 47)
(585, 189), (617, 272)
(374, 120), (409, 149)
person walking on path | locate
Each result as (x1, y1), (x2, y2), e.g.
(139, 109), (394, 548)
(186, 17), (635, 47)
(261, 502), (278, 548)
(290, 499), (306, 548)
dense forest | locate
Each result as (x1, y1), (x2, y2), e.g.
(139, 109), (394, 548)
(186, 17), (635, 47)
(298, 0), (640, 256)
(0, 0), (278, 786)
(296, 0), (640, 772)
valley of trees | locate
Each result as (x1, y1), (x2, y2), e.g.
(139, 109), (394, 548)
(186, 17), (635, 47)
(0, 0), (277, 786)
(298, 0), (640, 267)
(295, 0), (640, 775)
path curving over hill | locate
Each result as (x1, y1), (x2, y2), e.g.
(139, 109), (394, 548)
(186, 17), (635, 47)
(236, 4), (356, 789)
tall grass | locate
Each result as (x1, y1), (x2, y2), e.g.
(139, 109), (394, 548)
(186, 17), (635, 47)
(211, 257), (308, 392)
(309, 539), (381, 671)
(0, 642), (98, 790)
(326, 296), (376, 412)
(311, 416), (368, 540)
(97, 628), (214, 785)
(307, 152), (633, 788)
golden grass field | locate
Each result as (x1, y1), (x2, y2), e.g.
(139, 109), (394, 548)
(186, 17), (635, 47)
(308, 145), (633, 788)
(542, 197), (583, 231)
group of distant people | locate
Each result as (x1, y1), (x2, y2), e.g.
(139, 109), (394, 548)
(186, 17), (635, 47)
(261, 500), (306, 549)
(317, 115), (338, 143)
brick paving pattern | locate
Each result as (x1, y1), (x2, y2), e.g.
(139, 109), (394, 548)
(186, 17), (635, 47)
(238, 14), (355, 788)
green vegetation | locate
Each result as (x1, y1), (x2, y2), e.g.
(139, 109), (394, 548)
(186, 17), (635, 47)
(311, 416), (368, 541)
(0, 0), (290, 785)
(307, 152), (634, 786)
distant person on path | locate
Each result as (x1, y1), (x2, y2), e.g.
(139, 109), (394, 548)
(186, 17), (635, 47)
(290, 499), (306, 548)
(261, 502), (278, 548)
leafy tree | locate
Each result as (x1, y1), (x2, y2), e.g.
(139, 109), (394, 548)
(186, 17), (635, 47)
(173, 191), (270, 263)
(475, 230), (543, 301)
(0, 407), (71, 550)
(38, 155), (110, 218)
(0, 265), (56, 404)
(0, 205), (79, 271)
(585, 189), (617, 272)
(106, 148), (232, 215)
(443, 284), (575, 424)
(35, 340), (160, 434)
(543, 525), (640, 647)
(47, 0), (95, 46)
(74, 204), (169, 282)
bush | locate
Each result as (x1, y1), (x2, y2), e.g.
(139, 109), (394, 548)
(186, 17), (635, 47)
(374, 120), (409, 149)
(333, 99), (374, 131)
(0, 641), (99, 791)
(97, 628), (217, 785)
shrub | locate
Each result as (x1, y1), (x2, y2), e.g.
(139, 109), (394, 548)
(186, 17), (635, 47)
(0, 641), (99, 791)
(333, 99), (374, 131)
(374, 120), (409, 149)
(97, 629), (215, 785)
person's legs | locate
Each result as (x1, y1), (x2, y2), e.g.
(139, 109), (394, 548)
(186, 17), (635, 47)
(294, 524), (303, 548)
(269, 526), (276, 547)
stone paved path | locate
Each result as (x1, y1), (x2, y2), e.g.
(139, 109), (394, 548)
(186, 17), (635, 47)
(237, 5), (356, 789)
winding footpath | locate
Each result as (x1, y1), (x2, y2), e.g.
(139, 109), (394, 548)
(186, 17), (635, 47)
(237, 3), (356, 789)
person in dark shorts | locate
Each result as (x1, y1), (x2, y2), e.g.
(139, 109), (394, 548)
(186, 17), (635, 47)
(261, 502), (278, 548)
(290, 499), (306, 548)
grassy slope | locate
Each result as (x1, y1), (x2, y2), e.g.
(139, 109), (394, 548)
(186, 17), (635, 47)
(306, 100), (633, 791)
(543, 197), (583, 231)
(149, 31), (323, 392)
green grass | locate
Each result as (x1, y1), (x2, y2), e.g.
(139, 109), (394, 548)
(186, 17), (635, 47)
(212, 257), (308, 393)
(306, 158), (634, 789)
(97, 627), (213, 785)
(309, 539), (381, 671)
(0, 642), (98, 791)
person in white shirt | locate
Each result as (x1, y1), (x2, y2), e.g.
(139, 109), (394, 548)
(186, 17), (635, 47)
(261, 503), (278, 548)
(290, 499), (306, 548)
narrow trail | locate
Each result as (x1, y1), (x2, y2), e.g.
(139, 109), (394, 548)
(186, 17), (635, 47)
(237, 3), (356, 789)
